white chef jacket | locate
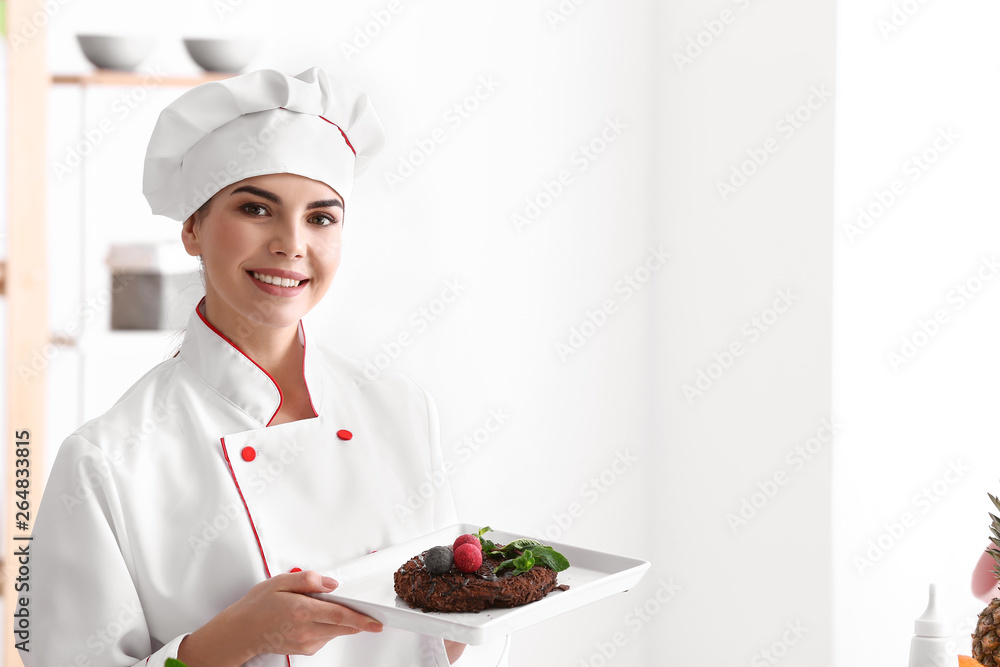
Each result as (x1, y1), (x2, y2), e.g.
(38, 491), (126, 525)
(20, 299), (510, 667)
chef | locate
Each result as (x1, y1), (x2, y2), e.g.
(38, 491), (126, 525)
(21, 67), (510, 667)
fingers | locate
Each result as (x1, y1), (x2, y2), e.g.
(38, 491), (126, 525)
(330, 604), (383, 634)
(243, 570), (383, 656)
(271, 569), (339, 595)
(302, 597), (382, 634)
(272, 571), (383, 634)
(444, 639), (467, 663)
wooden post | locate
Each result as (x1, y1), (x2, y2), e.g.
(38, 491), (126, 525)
(5, 1), (48, 664)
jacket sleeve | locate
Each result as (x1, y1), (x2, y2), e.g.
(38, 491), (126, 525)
(19, 434), (191, 667)
(416, 385), (511, 667)
(419, 383), (459, 528)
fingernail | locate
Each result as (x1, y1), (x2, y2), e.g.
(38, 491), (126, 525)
(368, 622), (383, 632)
(322, 576), (338, 590)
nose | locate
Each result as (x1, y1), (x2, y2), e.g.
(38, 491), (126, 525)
(268, 216), (305, 258)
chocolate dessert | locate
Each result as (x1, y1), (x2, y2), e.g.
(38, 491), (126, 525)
(393, 528), (570, 613)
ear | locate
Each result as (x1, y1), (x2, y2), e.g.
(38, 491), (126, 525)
(180, 214), (202, 257)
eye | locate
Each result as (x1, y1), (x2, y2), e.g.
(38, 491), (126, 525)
(240, 203), (268, 217)
(309, 213), (341, 227)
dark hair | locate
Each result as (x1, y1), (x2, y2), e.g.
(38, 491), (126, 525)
(171, 199), (212, 358)
(193, 196), (212, 222)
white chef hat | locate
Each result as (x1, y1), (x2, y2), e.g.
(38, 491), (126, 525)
(142, 66), (386, 221)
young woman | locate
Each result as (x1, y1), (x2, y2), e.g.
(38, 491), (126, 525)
(21, 67), (509, 666)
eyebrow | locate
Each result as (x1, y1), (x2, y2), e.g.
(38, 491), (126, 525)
(229, 185), (343, 210)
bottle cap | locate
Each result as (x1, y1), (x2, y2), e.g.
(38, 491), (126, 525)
(914, 583), (951, 637)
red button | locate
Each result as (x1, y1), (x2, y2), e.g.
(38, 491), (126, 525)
(337, 429), (353, 441)
(241, 446), (256, 462)
(290, 567), (302, 573)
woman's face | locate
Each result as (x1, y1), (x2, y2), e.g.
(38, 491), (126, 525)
(181, 172), (344, 340)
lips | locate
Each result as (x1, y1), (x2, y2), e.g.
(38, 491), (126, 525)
(246, 270), (310, 288)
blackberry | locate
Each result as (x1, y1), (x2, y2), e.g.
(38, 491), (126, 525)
(424, 546), (453, 575)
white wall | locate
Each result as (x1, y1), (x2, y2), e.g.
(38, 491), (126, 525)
(833, 0), (1000, 664)
(23, 0), (838, 665)
(653, 0), (835, 665)
(41, 1), (660, 665)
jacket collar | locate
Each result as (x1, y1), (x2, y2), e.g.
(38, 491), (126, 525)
(178, 297), (324, 426)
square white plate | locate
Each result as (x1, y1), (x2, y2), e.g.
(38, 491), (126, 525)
(314, 523), (651, 645)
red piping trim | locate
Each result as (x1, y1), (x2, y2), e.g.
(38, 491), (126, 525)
(299, 321), (319, 418)
(194, 297), (283, 426)
(220, 436), (272, 578)
(276, 105), (355, 155)
(221, 438), (290, 666)
(318, 115), (356, 155)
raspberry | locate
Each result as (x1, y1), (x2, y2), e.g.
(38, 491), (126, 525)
(453, 542), (483, 573)
(453, 534), (480, 551)
(423, 546), (453, 575)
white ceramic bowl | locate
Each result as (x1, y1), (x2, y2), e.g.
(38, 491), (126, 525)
(76, 34), (153, 71)
(183, 38), (257, 73)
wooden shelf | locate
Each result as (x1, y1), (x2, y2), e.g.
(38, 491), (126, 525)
(3, 25), (230, 658)
(52, 69), (235, 87)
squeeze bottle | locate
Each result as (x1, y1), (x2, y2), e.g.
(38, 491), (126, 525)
(908, 584), (953, 667)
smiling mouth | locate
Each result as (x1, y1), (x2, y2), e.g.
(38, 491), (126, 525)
(247, 271), (309, 288)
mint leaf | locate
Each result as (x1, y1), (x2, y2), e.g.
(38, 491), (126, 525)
(485, 539), (540, 560)
(505, 538), (544, 551)
(494, 550), (536, 575)
(493, 557), (517, 574)
(476, 526), (499, 553)
(530, 546), (570, 572)
(478, 527), (570, 574)
(513, 550), (535, 573)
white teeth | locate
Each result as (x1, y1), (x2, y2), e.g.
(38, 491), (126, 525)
(251, 271), (302, 287)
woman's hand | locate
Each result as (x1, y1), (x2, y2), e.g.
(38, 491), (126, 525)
(444, 639), (467, 663)
(178, 570), (382, 666)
